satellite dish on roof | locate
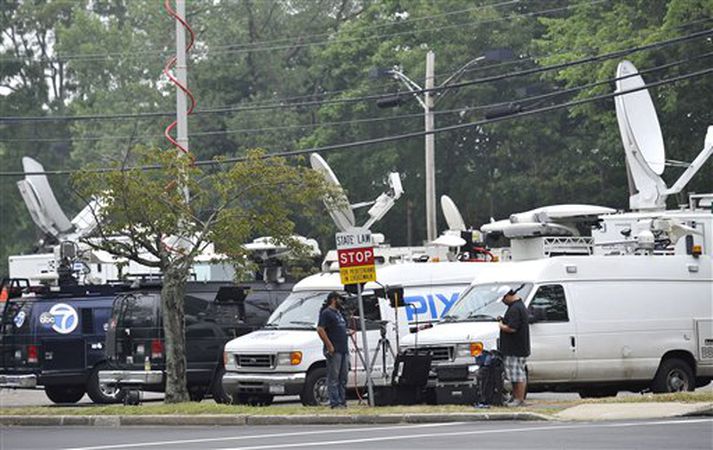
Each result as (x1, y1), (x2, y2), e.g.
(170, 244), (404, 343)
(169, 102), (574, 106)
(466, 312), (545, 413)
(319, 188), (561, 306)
(310, 153), (356, 232)
(17, 157), (73, 238)
(310, 153), (403, 231)
(615, 60), (713, 210)
(441, 195), (466, 231)
(616, 60), (666, 175)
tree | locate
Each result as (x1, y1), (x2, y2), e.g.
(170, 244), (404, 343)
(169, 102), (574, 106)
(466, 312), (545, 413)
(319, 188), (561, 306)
(72, 147), (326, 402)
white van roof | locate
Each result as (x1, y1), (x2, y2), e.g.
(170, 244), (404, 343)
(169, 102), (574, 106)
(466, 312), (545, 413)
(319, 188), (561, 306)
(294, 261), (488, 292)
(468, 254), (711, 287)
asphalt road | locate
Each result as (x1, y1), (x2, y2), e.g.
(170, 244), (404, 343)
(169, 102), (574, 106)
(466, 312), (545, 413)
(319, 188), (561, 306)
(1, 419), (712, 450)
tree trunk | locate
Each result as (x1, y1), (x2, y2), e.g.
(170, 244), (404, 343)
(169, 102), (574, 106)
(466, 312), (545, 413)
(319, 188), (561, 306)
(161, 266), (190, 403)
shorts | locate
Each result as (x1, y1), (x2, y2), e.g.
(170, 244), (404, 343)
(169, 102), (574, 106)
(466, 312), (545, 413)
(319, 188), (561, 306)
(504, 356), (527, 383)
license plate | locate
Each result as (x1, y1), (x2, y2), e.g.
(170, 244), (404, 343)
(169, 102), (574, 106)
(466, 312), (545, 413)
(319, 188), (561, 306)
(268, 384), (285, 394)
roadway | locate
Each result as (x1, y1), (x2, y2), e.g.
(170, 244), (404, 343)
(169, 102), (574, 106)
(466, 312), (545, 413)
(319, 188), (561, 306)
(1, 419), (712, 450)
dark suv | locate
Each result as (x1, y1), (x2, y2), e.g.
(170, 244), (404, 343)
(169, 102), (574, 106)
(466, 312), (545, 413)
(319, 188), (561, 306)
(0, 279), (130, 404)
(101, 281), (291, 402)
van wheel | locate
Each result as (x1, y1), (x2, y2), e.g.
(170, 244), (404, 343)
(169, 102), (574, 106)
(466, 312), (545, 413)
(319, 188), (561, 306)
(45, 385), (85, 404)
(189, 386), (207, 402)
(301, 367), (329, 406)
(87, 365), (126, 404)
(651, 358), (695, 393)
(578, 388), (618, 399)
(211, 366), (233, 404)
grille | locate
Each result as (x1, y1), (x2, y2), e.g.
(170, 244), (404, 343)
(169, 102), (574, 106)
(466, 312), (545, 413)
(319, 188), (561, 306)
(406, 346), (454, 362)
(701, 346), (713, 360)
(235, 354), (275, 368)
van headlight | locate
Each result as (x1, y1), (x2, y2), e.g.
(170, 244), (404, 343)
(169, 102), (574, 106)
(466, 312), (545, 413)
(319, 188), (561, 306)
(277, 351), (303, 366)
(456, 342), (484, 358)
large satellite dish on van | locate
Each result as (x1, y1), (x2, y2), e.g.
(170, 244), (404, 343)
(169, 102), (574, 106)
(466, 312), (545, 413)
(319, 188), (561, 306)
(17, 157), (73, 238)
(615, 60), (713, 210)
(309, 153), (356, 232)
(17, 156), (103, 241)
(310, 153), (403, 231)
(616, 61), (666, 175)
(441, 195), (466, 231)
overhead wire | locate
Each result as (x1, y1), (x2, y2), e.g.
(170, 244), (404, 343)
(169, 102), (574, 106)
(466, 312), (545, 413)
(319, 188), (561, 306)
(0, 0), (597, 64)
(5, 48), (713, 144)
(2, 25), (711, 126)
(2, 65), (711, 177)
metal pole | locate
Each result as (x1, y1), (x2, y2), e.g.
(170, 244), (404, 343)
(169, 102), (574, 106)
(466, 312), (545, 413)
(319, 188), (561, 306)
(356, 283), (375, 406)
(175, 0), (189, 203)
(424, 51), (436, 242)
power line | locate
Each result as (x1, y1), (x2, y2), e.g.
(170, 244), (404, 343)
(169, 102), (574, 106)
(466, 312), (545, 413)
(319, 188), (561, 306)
(2, 66), (710, 177)
(5, 49), (713, 144)
(1, 0), (595, 64)
(3, 26), (711, 125)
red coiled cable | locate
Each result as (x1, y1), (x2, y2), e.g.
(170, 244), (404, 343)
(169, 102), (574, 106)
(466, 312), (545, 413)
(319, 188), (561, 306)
(163, 0), (196, 162)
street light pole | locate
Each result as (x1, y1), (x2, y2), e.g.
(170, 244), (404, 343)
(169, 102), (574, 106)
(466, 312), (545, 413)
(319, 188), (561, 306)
(424, 51), (437, 242)
(373, 49), (512, 243)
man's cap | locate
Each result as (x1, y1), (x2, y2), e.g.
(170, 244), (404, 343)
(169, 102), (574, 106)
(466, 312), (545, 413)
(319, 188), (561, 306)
(327, 291), (344, 301)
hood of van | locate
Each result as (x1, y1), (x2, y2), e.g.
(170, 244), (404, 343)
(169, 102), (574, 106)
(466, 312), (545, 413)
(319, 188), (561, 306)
(224, 328), (320, 353)
(401, 321), (499, 348)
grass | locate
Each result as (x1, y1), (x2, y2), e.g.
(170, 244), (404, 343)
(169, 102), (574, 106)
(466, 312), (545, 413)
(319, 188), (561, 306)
(1, 391), (710, 417)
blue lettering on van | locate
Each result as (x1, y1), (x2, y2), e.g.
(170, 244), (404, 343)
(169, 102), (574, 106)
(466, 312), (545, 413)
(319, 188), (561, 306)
(404, 293), (459, 321)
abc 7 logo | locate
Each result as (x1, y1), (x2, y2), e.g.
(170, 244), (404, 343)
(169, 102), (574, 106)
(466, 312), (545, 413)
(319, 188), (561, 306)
(41, 304), (79, 334)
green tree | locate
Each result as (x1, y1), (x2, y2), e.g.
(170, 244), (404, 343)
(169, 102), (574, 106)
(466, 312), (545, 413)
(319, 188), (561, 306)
(73, 147), (325, 402)
(535, 0), (713, 206)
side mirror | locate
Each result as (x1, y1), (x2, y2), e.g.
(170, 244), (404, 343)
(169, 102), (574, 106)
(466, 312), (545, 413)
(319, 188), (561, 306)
(529, 305), (547, 323)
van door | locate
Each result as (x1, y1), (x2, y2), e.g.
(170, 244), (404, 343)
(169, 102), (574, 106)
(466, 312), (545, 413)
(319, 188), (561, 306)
(527, 284), (577, 383)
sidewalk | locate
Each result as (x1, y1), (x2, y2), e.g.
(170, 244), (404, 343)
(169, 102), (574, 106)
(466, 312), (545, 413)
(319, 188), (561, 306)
(0, 402), (711, 426)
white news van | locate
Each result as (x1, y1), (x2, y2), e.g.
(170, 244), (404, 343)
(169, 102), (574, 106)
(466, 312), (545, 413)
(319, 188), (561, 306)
(402, 60), (713, 397)
(221, 262), (483, 405)
(402, 231), (712, 396)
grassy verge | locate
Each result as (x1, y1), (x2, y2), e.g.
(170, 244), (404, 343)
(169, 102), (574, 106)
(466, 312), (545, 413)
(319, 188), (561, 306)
(1, 391), (710, 416)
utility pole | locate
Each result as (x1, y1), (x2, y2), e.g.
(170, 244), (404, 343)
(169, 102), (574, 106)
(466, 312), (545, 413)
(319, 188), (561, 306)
(424, 51), (436, 242)
(175, 0), (189, 203)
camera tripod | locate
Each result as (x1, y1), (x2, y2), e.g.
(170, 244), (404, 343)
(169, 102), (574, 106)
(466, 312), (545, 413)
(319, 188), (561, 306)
(366, 321), (396, 379)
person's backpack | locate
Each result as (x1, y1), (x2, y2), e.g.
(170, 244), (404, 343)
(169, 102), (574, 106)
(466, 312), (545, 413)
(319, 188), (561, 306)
(477, 351), (504, 406)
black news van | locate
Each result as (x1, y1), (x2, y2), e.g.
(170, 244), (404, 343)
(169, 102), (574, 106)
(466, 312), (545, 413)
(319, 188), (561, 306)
(101, 281), (291, 402)
(0, 279), (130, 404)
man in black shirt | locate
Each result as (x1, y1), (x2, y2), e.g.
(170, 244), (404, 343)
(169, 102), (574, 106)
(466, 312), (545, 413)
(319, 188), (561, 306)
(498, 287), (530, 406)
(317, 292), (350, 408)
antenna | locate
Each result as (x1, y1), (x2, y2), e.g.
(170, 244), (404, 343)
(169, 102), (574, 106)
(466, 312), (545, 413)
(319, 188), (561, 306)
(17, 157), (73, 238)
(615, 60), (713, 210)
(310, 153), (403, 231)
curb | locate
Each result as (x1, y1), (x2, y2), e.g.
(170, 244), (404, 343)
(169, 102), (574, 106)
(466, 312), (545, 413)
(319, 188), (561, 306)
(0, 412), (551, 427)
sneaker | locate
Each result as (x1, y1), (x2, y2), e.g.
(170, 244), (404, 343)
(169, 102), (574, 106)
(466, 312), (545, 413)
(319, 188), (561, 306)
(505, 399), (527, 407)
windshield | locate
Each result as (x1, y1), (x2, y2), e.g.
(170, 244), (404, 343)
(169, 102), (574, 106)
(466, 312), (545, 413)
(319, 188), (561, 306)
(442, 283), (533, 322)
(265, 291), (327, 329)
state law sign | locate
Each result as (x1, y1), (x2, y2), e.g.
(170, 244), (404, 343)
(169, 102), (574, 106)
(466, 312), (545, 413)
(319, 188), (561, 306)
(336, 228), (376, 285)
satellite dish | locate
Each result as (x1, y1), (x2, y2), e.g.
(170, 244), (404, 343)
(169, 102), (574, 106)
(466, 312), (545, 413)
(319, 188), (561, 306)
(309, 153), (356, 232)
(441, 195), (466, 231)
(616, 61), (666, 176)
(431, 234), (467, 247)
(17, 157), (73, 238)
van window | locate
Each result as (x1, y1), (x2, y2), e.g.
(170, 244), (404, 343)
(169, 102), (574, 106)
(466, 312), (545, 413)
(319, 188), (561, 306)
(118, 294), (158, 329)
(529, 285), (568, 322)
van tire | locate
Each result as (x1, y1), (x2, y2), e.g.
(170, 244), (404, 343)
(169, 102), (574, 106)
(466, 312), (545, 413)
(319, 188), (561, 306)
(189, 386), (207, 402)
(301, 367), (329, 406)
(651, 358), (695, 393)
(211, 366), (233, 404)
(45, 385), (85, 404)
(86, 364), (126, 404)
(578, 388), (618, 399)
